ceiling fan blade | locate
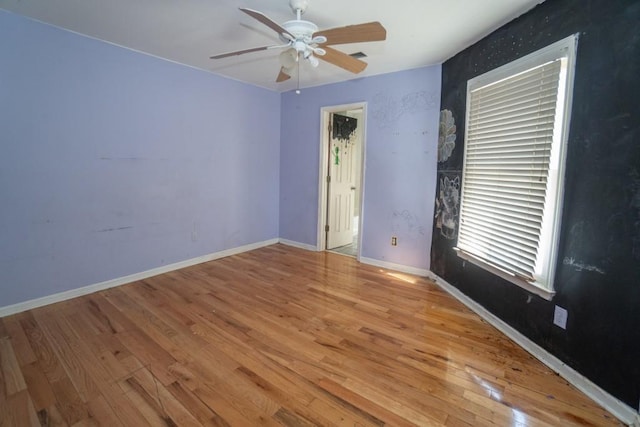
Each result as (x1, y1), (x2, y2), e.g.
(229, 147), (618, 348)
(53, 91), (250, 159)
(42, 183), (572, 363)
(240, 8), (293, 39)
(314, 22), (386, 46)
(319, 46), (367, 74)
(210, 45), (277, 59)
(276, 67), (291, 83)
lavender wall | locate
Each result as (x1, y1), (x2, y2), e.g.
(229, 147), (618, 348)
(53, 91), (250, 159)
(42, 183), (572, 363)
(0, 11), (280, 307)
(279, 66), (441, 270)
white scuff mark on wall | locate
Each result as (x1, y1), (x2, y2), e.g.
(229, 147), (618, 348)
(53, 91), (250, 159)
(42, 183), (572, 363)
(562, 257), (606, 275)
(391, 210), (426, 241)
(371, 90), (438, 129)
(401, 91), (438, 114)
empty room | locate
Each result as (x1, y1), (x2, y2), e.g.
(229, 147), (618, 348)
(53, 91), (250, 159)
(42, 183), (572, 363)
(1, 0), (638, 425)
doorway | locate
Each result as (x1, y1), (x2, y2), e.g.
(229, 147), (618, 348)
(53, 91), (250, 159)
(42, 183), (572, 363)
(317, 103), (366, 259)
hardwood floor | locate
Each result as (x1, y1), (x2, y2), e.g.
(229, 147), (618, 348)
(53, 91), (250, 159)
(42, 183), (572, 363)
(0, 244), (623, 426)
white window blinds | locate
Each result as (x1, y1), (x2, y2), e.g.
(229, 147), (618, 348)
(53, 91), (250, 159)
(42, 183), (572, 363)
(458, 60), (561, 278)
(455, 35), (577, 298)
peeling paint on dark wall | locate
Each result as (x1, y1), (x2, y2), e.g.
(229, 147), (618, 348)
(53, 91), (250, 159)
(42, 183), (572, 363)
(431, 0), (640, 409)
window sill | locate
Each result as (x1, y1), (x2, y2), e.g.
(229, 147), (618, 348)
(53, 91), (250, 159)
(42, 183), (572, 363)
(454, 248), (555, 301)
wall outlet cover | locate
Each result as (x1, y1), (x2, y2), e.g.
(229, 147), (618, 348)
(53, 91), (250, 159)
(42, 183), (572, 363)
(553, 305), (568, 329)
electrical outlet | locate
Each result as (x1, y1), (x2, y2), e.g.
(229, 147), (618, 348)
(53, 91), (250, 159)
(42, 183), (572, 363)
(391, 236), (397, 246)
(553, 305), (568, 329)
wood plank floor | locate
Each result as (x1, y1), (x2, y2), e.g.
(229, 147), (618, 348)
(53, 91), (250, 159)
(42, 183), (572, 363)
(0, 244), (623, 426)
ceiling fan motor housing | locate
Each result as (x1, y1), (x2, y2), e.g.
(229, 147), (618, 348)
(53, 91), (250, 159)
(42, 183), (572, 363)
(282, 20), (318, 43)
(281, 19), (323, 64)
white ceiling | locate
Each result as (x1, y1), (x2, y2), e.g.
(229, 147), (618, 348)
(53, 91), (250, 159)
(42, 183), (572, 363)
(0, 0), (545, 92)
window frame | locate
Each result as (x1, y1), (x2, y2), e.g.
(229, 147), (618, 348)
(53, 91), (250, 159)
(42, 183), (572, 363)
(455, 34), (579, 300)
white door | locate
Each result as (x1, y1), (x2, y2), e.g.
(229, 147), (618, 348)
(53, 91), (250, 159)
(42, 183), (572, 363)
(327, 114), (356, 249)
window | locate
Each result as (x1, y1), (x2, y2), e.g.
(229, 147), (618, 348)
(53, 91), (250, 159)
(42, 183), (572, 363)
(455, 34), (578, 299)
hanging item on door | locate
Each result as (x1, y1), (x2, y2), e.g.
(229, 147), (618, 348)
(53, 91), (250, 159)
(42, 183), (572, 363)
(334, 145), (340, 165)
(333, 114), (358, 144)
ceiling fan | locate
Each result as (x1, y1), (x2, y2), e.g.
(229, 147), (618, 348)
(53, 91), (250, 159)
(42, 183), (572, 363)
(210, 0), (387, 84)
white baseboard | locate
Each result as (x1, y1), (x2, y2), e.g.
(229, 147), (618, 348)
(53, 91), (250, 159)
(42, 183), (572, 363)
(0, 238), (279, 318)
(278, 242), (431, 279)
(359, 257), (429, 277)
(425, 271), (639, 426)
(275, 243), (432, 281)
(278, 238), (318, 252)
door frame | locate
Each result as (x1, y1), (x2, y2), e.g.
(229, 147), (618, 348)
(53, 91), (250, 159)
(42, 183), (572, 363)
(317, 102), (367, 259)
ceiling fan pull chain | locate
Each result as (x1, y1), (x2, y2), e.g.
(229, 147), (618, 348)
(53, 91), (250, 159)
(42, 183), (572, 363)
(296, 55), (301, 94)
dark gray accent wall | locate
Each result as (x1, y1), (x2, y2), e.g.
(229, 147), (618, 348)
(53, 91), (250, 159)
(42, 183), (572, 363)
(431, 0), (640, 409)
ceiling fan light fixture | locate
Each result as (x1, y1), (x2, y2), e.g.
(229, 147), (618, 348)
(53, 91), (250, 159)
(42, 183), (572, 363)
(292, 39), (308, 54)
(302, 47), (319, 67)
(307, 54), (319, 67)
(279, 48), (298, 68)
